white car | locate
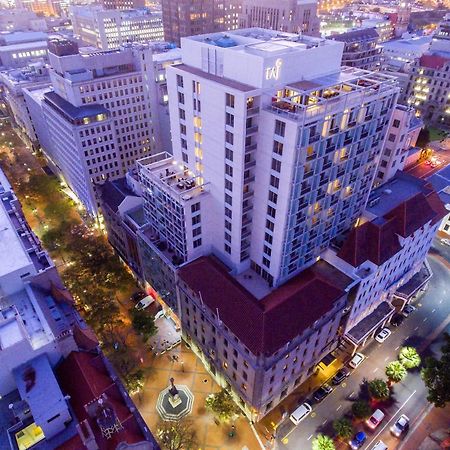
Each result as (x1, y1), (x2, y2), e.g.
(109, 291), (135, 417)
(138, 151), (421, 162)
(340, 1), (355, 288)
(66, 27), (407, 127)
(375, 328), (392, 343)
(348, 352), (365, 369)
(289, 402), (312, 425)
(390, 414), (410, 437)
(441, 238), (450, 246)
(134, 295), (155, 311)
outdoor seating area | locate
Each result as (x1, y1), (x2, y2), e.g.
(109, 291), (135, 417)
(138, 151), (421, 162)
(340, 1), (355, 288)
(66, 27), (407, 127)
(149, 315), (181, 355)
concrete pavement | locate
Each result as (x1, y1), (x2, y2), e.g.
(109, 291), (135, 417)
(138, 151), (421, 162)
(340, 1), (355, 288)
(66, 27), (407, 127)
(276, 255), (450, 450)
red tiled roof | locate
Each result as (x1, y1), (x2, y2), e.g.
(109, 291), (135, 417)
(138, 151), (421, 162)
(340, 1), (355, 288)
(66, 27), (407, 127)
(73, 325), (99, 351)
(56, 351), (147, 450)
(338, 178), (447, 267)
(419, 54), (450, 70)
(178, 257), (350, 355)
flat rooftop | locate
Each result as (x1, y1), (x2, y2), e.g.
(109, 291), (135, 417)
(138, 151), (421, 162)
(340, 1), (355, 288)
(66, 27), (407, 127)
(184, 28), (338, 57)
(366, 171), (433, 218)
(0, 40), (47, 53)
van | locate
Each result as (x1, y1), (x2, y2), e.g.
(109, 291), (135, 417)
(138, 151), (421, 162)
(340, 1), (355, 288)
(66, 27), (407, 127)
(370, 441), (388, 450)
(289, 402), (312, 425)
(135, 295), (155, 311)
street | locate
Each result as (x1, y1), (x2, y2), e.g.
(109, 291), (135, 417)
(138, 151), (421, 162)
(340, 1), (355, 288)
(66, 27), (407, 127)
(277, 253), (450, 450)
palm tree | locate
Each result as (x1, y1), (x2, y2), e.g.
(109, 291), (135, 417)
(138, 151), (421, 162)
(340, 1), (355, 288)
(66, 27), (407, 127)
(368, 379), (390, 401)
(385, 361), (407, 384)
(399, 346), (421, 369)
(333, 417), (353, 440)
(312, 434), (336, 450)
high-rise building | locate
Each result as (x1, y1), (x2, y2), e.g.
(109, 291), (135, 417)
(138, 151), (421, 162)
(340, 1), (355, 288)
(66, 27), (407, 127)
(331, 28), (381, 70)
(25, 38), (163, 215)
(161, 0), (241, 45)
(405, 14), (450, 126)
(102, 0), (144, 9)
(374, 104), (422, 186)
(70, 6), (164, 51)
(239, 0), (320, 36)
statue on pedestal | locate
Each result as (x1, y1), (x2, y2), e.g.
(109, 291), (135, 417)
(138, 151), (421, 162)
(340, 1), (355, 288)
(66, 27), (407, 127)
(168, 377), (182, 408)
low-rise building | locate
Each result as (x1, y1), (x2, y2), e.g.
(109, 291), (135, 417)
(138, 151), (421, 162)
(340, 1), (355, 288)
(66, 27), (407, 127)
(70, 5), (164, 51)
(0, 32), (49, 69)
(361, 18), (394, 43)
(0, 9), (47, 32)
(177, 255), (353, 421)
(374, 105), (423, 186)
(324, 172), (446, 352)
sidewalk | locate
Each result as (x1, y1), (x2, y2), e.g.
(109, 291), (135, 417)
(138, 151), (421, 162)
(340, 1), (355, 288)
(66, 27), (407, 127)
(133, 342), (261, 450)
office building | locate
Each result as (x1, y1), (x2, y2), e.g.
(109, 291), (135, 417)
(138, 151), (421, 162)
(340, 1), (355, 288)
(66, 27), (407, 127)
(161, 0), (241, 45)
(102, 0), (144, 9)
(0, 9), (47, 32)
(0, 31), (48, 69)
(25, 38), (167, 216)
(0, 166), (159, 450)
(331, 28), (381, 70)
(405, 14), (450, 126)
(374, 105), (422, 186)
(325, 172), (446, 352)
(0, 62), (50, 149)
(70, 6), (164, 51)
(361, 18), (394, 43)
(427, 165), (450, 237)
(239, 0), (320, 36)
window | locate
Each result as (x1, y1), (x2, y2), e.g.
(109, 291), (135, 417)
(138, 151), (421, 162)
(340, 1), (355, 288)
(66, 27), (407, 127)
(181, 138), (187, 149)
(178, 92), (185, 104)
(225, 179), (233, 191)
(179, 108), (185, 120)
(265, 233), (273, 244)
(226, 112), (235, 127)
(225, 131), (234, 145)
(225, 220), (232, 231)
(225, 164), (233, 176)
(275, 120), (286, 137)
(225, 232), (231, 242)
(225, 193), (232, 205)
(182, 152), (188, 163)
(267, 205), (276, 218)
(226, 93), (235, 108)
(263, 245), (272, 256)
(193, 238), (202, 248)
(180, 124), (186, 135)
(225, 207), (232, 218)
(388, 133), (396, 142)
(380, 160), (388, 168)
(225, 148), (233, 161)
(273, 140), (283, 155)
(176, 74), (184, 87)
(191, 202), (200, 213)
(270, 175), (279, 189)
(263, 257), (270, 268)
(392, 119), (400, 128)
(225, 244), (231, 254)
(193, 227), (201, 237)
(266, 220), (274, 231)
(192, 215), (201, 225)
(268, 190), (278, 204)
(271, 158), (282, 173)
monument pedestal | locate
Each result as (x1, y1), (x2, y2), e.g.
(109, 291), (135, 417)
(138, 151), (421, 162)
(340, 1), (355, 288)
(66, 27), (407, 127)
(168, 394), (182, 408)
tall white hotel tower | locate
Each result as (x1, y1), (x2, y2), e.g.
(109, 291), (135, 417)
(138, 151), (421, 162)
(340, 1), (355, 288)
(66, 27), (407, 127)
(138, 28), (399, 288)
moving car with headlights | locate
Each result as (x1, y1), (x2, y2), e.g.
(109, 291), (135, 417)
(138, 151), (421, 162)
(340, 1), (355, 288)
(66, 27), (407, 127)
(391, 414), (410, 437)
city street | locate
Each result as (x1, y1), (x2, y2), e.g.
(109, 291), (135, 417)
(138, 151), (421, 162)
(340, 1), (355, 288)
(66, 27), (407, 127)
(277, 254), (450, 450)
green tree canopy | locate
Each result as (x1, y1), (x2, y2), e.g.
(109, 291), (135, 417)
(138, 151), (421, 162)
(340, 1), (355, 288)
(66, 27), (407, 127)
(399, 346), (421, 369)
(352, 400), (372, 419)
(312, 434), (335, 450)
(205, 388), (240, 422)
(131, 309), (158, 342)
(385, 361), (407, 383)
(421, 333), (450, 408)
(156, 419), (198, 450)
(368, 379), (390, 401)
(332, 417), (353, 440)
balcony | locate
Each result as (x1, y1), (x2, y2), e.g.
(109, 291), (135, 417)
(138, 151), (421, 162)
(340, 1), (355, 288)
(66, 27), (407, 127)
(243, 190), (254, 200)
(244, 159), (256, 169)
(246, 125), (258, 135)
(245, 142), (257, 152)
(247, 106), (259, 116)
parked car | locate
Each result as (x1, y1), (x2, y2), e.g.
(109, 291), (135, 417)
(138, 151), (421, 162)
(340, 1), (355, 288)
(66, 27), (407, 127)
(313, 384), (333, 402)
(348, 352), (365, 369)
(366, 409), (385, 429)
(370, 441), (388, 450)
(375, 327), (392, 343)
(391, 313), (404, 327)
(135, 295), (155, 311)
(402, 304), (416, 317)
(441, 238), (450, 246)
(289, 402), (312, 425)
(390, 414), (410, 437)
(332, 367), (351, 385)
(350, 431), (367, 449)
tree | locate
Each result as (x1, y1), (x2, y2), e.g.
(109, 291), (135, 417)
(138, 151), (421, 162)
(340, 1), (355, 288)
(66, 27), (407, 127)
(332, 417), (353, 440)
(205, 389), (240, 422)
(352, 400), (371, 419)
(368, 379), (390, 401)
(385, 361), (407, 384)
(421, 332), (450, 408)
(156, 419), (198, 450)
(399, 346), (421, 369)
(131, 309), (158, 341)
(312, 434), (335, 450)
(124, 369), (145, 395)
